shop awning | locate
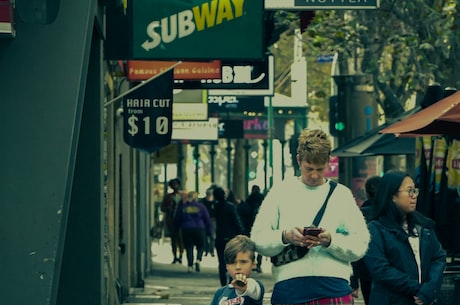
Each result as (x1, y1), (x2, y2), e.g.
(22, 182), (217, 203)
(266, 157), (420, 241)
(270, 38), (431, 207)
(380, 90), (460, 137)
(332, 125), (416, 157)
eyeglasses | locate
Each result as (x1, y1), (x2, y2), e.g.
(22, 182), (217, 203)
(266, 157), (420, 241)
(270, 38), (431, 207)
(398, 188), (419, 197)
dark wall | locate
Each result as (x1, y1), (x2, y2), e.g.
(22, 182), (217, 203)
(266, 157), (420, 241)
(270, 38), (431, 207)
(0, 0), (100, 304)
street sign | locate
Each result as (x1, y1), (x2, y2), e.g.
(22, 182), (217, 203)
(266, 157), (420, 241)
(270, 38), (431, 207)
(265, 0), (380, 10)
(123, 70), (174, 153)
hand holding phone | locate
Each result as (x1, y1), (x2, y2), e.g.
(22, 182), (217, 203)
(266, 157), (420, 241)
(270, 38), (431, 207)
(303, 227), (323, 236)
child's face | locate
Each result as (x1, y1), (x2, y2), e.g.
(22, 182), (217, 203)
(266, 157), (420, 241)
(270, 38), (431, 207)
(226, 251), (255, 280)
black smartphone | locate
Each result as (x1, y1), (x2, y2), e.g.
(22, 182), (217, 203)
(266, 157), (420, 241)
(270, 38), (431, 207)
(303, 227), (322, 236)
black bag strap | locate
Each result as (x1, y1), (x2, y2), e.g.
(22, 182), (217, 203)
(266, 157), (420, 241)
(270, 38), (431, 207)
(312, 180), (337, 227)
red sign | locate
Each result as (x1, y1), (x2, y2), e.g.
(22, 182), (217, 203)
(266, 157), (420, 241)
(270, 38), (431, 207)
(0, 0), (15, 38)
(127, 60), (221, 81)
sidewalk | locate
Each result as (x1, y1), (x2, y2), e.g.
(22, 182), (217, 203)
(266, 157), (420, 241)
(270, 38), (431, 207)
(123, 239), (364, 305)
(123, 239), (274, 305)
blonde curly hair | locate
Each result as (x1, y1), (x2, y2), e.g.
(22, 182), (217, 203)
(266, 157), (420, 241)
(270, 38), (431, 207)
(296, 129), (331, 164)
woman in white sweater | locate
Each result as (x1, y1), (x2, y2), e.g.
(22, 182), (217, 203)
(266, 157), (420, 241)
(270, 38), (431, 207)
(251, 129), (370, 305)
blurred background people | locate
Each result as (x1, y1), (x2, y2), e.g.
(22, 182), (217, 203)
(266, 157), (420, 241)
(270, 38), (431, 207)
(200, 186), (217, 257)
(350, 175), (381, 304)
(160, 178), (185, 264)
(238, 185), (265, 272)
(175, 191), (212, 273)
(213, 186), (245, 286)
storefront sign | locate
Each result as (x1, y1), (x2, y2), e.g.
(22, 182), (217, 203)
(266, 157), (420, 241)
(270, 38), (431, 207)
(172, 118), (219, 141)
(175, 55), (274, 96)
(123, 70), (174, 152)
(131, 0), (264, 60)
(208, 95), (265, 114)
(127, 60), (222, 81)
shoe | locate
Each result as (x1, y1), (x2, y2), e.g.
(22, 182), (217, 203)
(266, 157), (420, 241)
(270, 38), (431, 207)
(171, 258), (178, 264)
(187, 266), (193, 273)
(195, 261), (200, 272)
(177, 257), (183, 264)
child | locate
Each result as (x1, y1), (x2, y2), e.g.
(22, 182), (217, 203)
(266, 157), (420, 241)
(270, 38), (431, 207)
(210, 234), (265, 305)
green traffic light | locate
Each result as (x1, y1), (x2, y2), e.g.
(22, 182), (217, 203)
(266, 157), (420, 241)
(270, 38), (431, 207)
(335, 122), (345, 131)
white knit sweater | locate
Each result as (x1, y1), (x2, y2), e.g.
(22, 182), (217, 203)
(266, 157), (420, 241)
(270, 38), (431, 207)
(251, 177), (370, 284)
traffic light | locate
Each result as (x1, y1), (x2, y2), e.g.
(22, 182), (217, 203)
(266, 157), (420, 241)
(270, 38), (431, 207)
(329, 95), (345, 136)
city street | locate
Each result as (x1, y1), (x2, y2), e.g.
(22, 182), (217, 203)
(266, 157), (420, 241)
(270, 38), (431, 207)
(122, 239), (365, 305)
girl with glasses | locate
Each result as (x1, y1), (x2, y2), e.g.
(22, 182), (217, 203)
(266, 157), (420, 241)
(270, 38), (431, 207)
(364, 171), (446, 305)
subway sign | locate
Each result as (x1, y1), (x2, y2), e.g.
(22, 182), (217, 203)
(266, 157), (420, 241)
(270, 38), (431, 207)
(131, 0), (264, 60)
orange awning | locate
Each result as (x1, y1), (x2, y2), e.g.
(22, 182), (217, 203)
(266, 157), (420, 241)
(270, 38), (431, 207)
(380, 91), (460, 137)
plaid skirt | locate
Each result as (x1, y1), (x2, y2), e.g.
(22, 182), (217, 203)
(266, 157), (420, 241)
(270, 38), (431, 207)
(274, 294), (354, 305)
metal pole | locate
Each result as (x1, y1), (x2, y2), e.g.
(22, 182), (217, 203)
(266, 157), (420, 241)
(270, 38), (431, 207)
(262, 140), (268, 193)
(244, 140), (251, 197)
(193, 144), (200, 192)
(280, 139), (286, 180)
(210, 144), (216, 183)
(268, 96), (274, 189)
(226, 139), (232, 189)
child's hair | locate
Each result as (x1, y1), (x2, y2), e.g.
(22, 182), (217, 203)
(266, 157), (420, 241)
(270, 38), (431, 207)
(224, 235), (256, 264)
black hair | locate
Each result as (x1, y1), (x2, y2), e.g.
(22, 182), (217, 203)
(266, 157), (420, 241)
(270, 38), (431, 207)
(168, 178), (181, 188)
(369, 170), (434, 234)
(365, 176), (382, 199)
(213, 186), (226, 202)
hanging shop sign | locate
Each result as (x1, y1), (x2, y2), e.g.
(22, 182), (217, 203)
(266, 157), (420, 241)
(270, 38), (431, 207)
(173, 89), (208, 121)
(265, 0), (380, 10)
(172, 118), (219, 141)
(127, 60), (222, 81)
(175, 55), (274, 96)
(123, 70), (174, 153)
(131, 0), (264, 60)
(208, 95), (265, 114)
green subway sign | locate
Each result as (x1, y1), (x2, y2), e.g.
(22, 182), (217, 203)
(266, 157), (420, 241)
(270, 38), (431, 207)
(131, 0), (264, 60)
(265, 0), (380, 10)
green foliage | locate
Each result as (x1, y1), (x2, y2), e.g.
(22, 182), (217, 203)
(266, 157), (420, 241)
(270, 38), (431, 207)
(305, 1), (460, 119)
(272, 1), (460, 120)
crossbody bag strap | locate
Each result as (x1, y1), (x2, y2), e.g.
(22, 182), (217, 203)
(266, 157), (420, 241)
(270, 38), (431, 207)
(312, 180), (337, 227)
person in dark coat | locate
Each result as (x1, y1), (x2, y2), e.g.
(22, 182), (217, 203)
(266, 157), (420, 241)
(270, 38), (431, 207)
(238, 185), (265, 272)
(160, 178), (185, 264)
(213, 186), (245, 286)
(350, 175), (381, 305)
(364, 171), (446, 305)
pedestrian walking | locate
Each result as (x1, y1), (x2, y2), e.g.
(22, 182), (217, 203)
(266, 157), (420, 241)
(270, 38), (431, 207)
(213, 186), (245, 286)
(175, 191), (212, 273)
(251, 128), (370, 305)
(161, 178), (185, 264)
(200, 186), (216, 257)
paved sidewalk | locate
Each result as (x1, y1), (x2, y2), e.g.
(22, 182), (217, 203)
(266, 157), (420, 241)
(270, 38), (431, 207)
(123, 239), (364, 305)
(123, 239), (274, 305)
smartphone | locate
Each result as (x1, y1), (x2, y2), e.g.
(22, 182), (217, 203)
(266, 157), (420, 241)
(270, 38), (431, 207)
(303, 227), (322, 236)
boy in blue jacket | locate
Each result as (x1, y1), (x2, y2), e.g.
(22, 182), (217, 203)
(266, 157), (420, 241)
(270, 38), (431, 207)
(210, 235), (265, 305)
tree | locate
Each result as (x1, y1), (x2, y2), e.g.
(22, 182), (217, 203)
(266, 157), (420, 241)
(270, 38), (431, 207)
(303, 1), (460, 119)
